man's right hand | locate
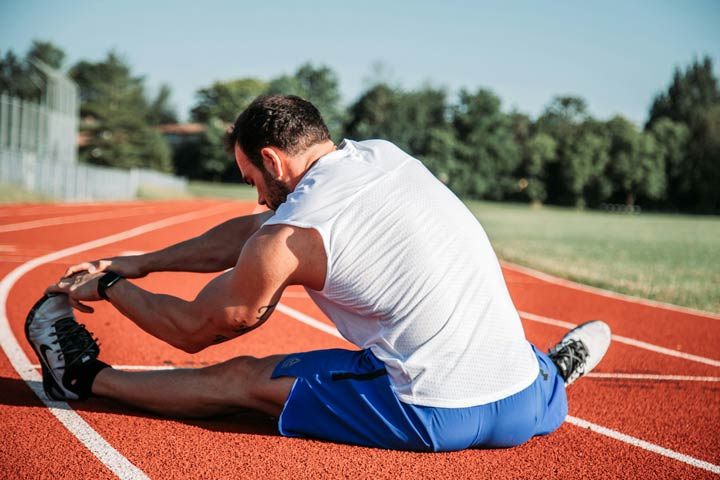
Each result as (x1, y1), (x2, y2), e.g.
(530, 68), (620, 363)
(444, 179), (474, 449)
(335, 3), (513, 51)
(64, 256), (147, 279)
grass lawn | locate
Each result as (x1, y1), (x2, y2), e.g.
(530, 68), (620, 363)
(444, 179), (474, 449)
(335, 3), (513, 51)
(137, 181), (257, 201)
(186, 181), (257, 200)
(0, 183), (51, 203)
(467, 201), (720, 314)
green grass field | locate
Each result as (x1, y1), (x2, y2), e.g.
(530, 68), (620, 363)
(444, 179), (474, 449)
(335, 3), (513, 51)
(0, 183), (51, 203)
(467, 201), (720, 314)
(3, 182), (717, 313)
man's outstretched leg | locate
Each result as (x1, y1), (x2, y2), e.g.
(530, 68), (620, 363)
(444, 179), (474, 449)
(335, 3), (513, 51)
(92, 355), (293, 418)
(26, 293), (293, 418)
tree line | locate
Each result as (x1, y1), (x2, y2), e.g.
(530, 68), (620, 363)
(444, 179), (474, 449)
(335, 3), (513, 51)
(2, 40), (718, 213)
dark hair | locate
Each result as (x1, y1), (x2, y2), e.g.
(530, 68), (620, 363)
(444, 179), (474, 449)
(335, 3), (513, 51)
(223, 94), (331, 168)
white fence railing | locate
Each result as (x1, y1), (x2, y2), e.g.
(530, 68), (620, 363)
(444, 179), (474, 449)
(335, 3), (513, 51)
(0, 149), (187, 201)
(0, 93), (77, 165)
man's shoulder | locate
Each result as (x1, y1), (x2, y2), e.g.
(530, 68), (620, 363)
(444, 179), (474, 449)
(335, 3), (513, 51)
(350, 138), (404, 154)
(255, 223), (324, 253)
(250, 223), (326, 289)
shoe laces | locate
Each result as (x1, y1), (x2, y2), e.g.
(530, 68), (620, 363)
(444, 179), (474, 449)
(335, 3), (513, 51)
(550, 338), (588, 383)
(51, 318), (100, 368)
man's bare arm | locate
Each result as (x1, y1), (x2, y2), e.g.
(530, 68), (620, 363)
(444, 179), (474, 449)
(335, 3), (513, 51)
(65, 211), (274, 279)
(49, 224), (326, 352)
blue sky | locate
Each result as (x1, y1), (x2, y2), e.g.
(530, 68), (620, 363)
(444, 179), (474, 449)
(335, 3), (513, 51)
(1, 0), (719, 124)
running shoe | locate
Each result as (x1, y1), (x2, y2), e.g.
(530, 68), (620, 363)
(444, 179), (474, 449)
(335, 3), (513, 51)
(25, 293), (101, 400)
(548, 320), (611, 386)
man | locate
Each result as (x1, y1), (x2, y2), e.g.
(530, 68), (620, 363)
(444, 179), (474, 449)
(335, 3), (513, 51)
(26, 95), (611, 451)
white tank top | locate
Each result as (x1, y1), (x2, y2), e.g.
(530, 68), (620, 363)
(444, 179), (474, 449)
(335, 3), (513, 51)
(265, 139), (538, 407)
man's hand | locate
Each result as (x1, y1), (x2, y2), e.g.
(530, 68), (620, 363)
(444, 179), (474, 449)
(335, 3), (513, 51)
(46, 271), (106, 313)
(64, 256), (146, 279)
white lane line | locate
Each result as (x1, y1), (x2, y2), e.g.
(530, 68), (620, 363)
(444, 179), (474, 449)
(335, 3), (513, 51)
(0, 204), (180, 233)
(275, 305), (719, 473)
(586, 373), (720, 382)
(519, 311), (720, 368)
(503, 261), (720, 320)
(276, 303), (345, 340)
(566, 416), (720, 474)
(0, 201), (238, 480)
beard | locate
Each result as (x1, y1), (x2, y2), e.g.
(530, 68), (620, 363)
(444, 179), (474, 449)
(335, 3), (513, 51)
(261, 167), (292, 211)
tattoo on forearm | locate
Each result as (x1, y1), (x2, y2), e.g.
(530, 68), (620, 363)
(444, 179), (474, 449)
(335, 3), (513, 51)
(232, 325), (254, 335)
(231, 303), (276, 334)
(213, 304), (277, 343)
(256, 304), (276, 322)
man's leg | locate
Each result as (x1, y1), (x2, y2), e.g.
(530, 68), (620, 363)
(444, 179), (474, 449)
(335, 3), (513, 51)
(92, 355), (295, 418)
(25, 292), (294, 417)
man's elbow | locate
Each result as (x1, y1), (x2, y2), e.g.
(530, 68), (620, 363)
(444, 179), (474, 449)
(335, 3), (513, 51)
(169, 317), (213, 354)
(170, 336), (207, 354)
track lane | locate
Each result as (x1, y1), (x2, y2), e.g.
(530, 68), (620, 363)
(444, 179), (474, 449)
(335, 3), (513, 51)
(1, 200), (245, 479)
(2, 200), (719, 479)
(504, 268), (720, 360)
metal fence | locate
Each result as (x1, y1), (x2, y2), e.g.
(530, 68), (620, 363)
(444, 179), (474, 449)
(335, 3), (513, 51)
(0, 93), (77, 165)
(0, 63), (187, 201)
(0, 149), (187, 201)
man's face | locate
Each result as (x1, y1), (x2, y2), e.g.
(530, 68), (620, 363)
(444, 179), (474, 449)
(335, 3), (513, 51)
(234, 144), (291, 211)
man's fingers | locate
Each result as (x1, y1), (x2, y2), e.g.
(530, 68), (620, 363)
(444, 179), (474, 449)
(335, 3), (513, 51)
(70, 298), (94, 314)
(65, 262), (97, 276)
(45, 284), (65, 295)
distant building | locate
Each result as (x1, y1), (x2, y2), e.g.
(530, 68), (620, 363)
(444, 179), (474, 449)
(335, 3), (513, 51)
(155, 123), (206, 147)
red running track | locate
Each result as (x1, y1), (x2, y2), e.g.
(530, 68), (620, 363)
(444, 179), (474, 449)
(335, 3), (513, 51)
(1, 199), (718, 479)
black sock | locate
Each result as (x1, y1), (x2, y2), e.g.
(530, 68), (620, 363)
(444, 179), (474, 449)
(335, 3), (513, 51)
(64, 359), (111, 400)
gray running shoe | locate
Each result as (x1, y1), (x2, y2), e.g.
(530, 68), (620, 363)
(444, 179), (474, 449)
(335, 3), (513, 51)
(25, 293), (100, 400)
(548, 320), (611, 386)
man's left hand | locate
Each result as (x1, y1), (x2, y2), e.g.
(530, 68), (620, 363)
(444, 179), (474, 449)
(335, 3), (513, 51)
(46, 271), (105, 313)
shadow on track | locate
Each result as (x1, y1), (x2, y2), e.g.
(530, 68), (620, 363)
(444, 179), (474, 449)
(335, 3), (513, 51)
(0, 376), (279, 437)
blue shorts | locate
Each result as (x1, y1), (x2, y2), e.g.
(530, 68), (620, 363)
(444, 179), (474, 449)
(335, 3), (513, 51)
(271, 344), (567, 451)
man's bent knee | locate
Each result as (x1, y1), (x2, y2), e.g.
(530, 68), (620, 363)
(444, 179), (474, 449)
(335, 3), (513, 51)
(203, 355), (293, 417)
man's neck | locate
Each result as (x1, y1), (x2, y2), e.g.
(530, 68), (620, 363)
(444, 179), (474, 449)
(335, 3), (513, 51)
(287, 140), (337, 190)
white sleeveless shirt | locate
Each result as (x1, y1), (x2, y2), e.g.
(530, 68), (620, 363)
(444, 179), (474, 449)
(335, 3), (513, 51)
(264, 139), (538, 407)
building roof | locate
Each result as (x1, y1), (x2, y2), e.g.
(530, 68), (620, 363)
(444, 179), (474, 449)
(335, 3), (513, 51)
(155, 123), (206, 135)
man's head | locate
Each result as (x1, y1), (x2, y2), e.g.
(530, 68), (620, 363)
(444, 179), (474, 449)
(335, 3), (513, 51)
(223, 94), (330, 169)
(223, 95), (332, 210)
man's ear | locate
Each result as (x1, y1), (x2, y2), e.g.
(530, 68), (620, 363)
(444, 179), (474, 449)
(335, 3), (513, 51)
(260, 147), (284, 178)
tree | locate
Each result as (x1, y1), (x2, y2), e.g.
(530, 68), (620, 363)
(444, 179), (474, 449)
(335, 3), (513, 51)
(0, 50), (34, 99)
(268, 63), (344, 141)
(536, 96), (595, 205)
(646, 57), (720, 212)
(344, 83), (453, 182)
(520, 132), (557, 203)
(690, 105), (720, 211)
(536, 96), (590, 140)
(648, 118), (689, 208)
(450, 88), (521, 199)
(647, 56), (720, 129)
(190, 78), (267, 123)
(146, 84), (178, 125)
(563, 132), (611, 208)
(606, 116), (665, 207)
(0, 40), (68, 102)
(70, 52), (172, 172)
(27, 40), (65, 69)
(184, 77), (269, 180)
(173, 117), (236, 181)
(344, 83), (400, 141)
